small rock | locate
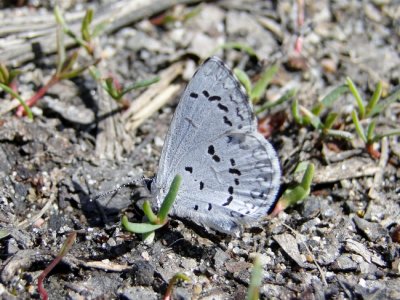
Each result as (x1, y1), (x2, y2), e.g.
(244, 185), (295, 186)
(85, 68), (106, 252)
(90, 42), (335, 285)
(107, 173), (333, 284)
(353, 216), (388, 242)
(330, 254), (358, 271)
(131, 260), (154, 286)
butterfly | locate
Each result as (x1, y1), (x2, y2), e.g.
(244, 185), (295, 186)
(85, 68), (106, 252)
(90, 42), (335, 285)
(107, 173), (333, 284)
(147, 56), (281, 234)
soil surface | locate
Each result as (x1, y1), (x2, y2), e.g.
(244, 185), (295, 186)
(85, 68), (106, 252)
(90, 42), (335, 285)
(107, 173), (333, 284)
(0, 1), (399, 299)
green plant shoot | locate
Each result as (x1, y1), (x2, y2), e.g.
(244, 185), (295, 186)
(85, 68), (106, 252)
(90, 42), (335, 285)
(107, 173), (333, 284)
(246, 255), (263, 300)
(271, 162), (314, 217)
(122, 174), (182, 236)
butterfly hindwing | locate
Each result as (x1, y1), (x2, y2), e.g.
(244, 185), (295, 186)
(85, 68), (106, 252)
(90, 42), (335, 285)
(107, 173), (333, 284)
(152, 57), (280, 234)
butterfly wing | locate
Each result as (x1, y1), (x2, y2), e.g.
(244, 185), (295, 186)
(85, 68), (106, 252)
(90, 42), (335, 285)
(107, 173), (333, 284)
(153, 56), (280, 234)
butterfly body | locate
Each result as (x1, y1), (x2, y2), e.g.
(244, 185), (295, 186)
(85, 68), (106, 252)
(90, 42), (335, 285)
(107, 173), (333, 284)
(151, 57), (280, 234)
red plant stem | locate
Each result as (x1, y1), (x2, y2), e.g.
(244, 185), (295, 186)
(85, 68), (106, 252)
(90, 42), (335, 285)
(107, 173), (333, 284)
(37, 232), (76, 300)
(367, 143), (381, 159)
(16, 74), (59, 117)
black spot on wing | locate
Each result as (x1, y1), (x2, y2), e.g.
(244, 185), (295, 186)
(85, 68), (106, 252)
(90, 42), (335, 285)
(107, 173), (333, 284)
(194, 205), (199, 211)
(185, 167), (193, 173)
(223, 116), (233, 126)
(209, 95), (221, 102)
(208, 145), (215, 155)
(217, 103), (229, 112)
(202, 90), (210, 97)
(236, 107), (244, 121)
(190, 92), (198, 98)
(229, 168), (241, 176)
(230, 158), (236, 166)
(222, 196), (233, 206)
(234, 178), (240, 185)
(208, 203), (212, 211)
(228, 186), (234, 194)
(212, 155), (220, 162)
(199, 181), (204, 190)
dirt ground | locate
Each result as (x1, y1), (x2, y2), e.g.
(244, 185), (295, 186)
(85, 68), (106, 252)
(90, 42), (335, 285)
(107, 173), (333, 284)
(0, 0), (399, 299)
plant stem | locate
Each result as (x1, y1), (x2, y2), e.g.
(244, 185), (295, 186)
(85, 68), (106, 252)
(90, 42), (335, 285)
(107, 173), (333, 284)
(37, 232), (76, 300)
(16, 75), (59, 117)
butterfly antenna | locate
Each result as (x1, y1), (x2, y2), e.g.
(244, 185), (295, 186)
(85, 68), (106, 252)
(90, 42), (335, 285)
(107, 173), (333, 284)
(90, 176), (148, 202)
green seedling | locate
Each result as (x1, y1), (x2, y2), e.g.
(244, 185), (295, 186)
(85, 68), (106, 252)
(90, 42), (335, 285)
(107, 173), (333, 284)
(14, 6), (157, 116)
(246, 255), (263, 300)
(369, 86), (400, 117)
(38, 232), (76, 300)
(352, 110), (400, 157)
(234, 64), (279, 104)
(349, 79), (400, 157)
(54, 6), (107, 55)
(271, 162), (314, 217)
(292, 85), (354, 140)
(234, 64), (294, 114)
(92, 71), (159, 102)
(255, 88), (296, 114)
(15, 7), (101, 117)
(152, 4), (202, 25)
(163, 273), (190, 300)
(211, 42), (258, 59)
(122, 174), (182, 237)
(0, 82), (33, 119)
(0, 63), (21, 86)
(0, 63), (32, 118)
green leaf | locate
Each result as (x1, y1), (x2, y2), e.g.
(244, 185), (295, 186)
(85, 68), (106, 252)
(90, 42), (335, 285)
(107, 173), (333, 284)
(250, 64), (279, 104)
(346, 77), (365, 119)
(158, 174), (182, 223)
(320, 84), (348, 107)
(247, 255), (263, 300)
(351, 110), (367, 143)
(60, 51), (79, 74)
(300, 105), (322, 129)
(0, 63), (9, 83)
(234, 68), (252, 95)
(372, 128), (400, 143)
(366, 120), (376, 143)
(121, 216), (164, 234)
(256, 88), (296, 114)
(365, 81), (382, 118)
(88, 66), (101, 80)
(119, 77), (160, 98)
(311, 103), (323, 116)
(291, 99), (304, 125)
(323, 112), (338, 130)
(54, 6), (67, 28)
(211, 42), (258, 59)
(281, 162), (314, 206)
(0, 83), (33, 119)
(369, 85), (400, 117)
(142, 231), (155, 244)
(81, 9), (93, 42)
(143, 200), (158, 224)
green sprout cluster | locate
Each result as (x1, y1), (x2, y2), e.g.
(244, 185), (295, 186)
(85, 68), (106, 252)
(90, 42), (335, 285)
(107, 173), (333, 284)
(292, 77), (400, 157)
(0, 7), (158, 118)
(122, 175), (182, 241)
